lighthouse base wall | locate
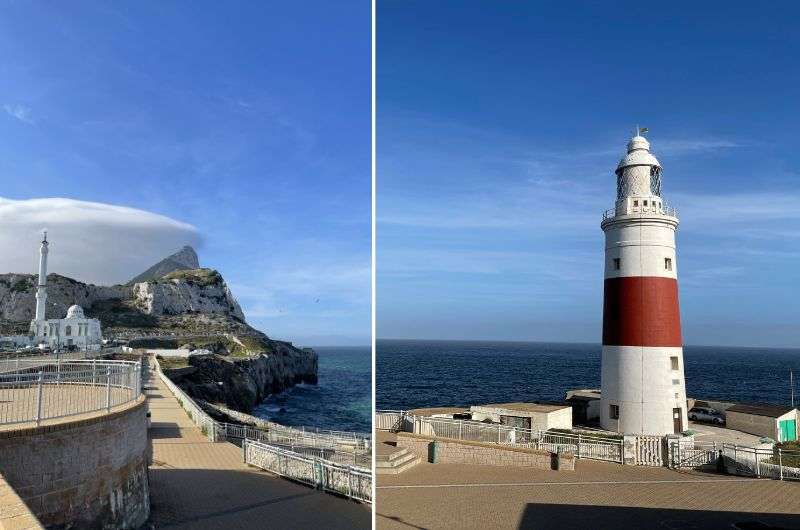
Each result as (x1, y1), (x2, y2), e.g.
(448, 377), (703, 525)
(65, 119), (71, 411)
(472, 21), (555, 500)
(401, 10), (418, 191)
(600, 345), (688, 435)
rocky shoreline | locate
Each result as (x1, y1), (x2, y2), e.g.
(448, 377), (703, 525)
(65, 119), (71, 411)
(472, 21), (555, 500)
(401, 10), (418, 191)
(161, 344), (318, 414)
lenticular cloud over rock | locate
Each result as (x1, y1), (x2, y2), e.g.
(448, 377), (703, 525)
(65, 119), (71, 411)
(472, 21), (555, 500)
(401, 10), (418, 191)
(0, 197), (200, 285)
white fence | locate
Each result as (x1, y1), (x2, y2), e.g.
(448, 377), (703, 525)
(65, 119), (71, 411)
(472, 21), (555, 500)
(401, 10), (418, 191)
(152, 356), (372, 500)
(721, 444), (800, 481)
(376, 410), (623, 464)
(243, 439), (372, 503)
(0, 359), (142, 426)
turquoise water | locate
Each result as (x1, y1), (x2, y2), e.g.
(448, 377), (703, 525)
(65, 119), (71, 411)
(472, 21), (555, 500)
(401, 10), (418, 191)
(253, 346), (371, 434)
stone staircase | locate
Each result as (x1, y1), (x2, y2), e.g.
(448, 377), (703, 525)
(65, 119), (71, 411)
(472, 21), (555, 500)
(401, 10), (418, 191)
(376, 447), (421, 474)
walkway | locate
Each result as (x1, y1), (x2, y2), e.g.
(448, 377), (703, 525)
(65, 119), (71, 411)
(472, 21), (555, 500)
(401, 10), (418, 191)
(145, 365), (370, 529)
(376, 440), (800, 529)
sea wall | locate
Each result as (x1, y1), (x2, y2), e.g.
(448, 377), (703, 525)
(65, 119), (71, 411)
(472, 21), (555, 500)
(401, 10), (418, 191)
(396, 432), (573, 470)
(0, 397), (150, 529)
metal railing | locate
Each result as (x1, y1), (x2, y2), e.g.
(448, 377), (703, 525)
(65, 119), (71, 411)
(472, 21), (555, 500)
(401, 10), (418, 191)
(721, 443), (800, 481)
(602, 203), (678, 221)
(377, 410), (623, 464)
(0, 359), (142, 426)
(219, 422), (371, 467)
(244, 439), (372, 503)
(152, 355), (372, 499)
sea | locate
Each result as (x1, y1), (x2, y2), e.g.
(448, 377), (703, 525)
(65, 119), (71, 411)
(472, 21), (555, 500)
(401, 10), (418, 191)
(253, 346), (371, 434)
(376, 340), (800, 410)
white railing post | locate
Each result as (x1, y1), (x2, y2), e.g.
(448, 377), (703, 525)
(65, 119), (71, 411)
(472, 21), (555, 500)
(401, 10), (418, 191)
(577, 434), (582, 458)
(105, 367), (112, 411)
(779, 448), (783, 480)
(35, 371), (44, 425)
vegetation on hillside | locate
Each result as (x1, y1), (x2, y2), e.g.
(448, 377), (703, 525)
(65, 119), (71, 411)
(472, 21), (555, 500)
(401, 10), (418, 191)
(160, 268), (222, 287)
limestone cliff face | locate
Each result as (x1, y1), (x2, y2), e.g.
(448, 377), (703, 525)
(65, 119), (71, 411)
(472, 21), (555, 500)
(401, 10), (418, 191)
(167, 344), (319, 413)
(131, 269), (245, 321)
(0, 273), (126, 324)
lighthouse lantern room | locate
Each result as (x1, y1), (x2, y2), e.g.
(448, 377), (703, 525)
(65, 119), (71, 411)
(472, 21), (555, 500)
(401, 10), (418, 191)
(599, 129), (688, 436)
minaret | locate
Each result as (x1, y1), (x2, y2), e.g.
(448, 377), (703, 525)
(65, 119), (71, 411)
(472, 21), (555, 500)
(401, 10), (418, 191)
(599, 129), (688, 435)
(35, 230), (49, 321)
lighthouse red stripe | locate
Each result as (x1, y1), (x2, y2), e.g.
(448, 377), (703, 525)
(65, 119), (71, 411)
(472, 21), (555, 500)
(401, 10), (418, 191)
(602, 276), (682, 347)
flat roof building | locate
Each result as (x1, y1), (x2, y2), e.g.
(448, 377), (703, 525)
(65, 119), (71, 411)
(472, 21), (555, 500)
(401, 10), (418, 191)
(725, 403), (798, 442)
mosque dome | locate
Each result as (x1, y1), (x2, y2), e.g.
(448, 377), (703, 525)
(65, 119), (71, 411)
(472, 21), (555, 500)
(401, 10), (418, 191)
(66, 304), (85, 319)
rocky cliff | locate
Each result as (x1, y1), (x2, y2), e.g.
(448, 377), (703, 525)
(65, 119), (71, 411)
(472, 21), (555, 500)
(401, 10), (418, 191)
(163, 344), (319, 413)
(128, 246), (200, 285)
(0, 246), (319, 412)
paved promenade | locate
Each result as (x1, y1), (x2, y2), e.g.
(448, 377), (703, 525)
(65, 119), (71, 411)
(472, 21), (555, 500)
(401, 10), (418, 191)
(376, 434), (800, 529)
(145, 366), (370, 529)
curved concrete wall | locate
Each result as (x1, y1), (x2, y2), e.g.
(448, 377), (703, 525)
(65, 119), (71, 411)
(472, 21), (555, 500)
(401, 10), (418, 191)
(0, 397), (150, 528)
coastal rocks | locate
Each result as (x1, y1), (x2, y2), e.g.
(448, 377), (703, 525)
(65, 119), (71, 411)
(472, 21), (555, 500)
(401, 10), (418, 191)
(167, 344), (318, 413)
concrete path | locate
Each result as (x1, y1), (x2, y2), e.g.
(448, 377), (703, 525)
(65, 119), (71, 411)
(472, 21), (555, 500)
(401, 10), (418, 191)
(377, 452), (800, 529)
(145, 365), (370, 529)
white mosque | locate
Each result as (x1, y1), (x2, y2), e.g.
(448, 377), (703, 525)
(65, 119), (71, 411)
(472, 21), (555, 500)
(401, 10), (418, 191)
(26, 232), (103, 351)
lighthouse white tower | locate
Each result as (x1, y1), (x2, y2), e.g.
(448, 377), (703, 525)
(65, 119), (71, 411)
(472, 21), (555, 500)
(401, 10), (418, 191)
(35, 230), (49, 321)
(599, 130), (688, 436)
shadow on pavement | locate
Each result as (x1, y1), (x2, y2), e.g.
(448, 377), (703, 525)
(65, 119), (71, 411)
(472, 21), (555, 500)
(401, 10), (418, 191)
(518, 503), (800, 530)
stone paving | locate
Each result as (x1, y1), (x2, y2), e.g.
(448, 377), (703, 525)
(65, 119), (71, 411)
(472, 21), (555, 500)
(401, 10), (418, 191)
(146, 364), (370, 529)
(376, 433), (800, 530)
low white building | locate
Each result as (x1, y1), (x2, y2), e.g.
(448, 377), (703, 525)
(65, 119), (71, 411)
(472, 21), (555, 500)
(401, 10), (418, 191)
(470, 403), (572, 432)
(29, 304), (102, 351)
(725, 404), (798, 443)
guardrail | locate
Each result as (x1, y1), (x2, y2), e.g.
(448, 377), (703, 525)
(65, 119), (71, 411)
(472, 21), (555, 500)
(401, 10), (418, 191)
(377, 411), (623, 463)
(0, 359), (141, 426)
(152, 355), (372, 500)
(721, 443), (800, 481)
(244, 439), (372, 503)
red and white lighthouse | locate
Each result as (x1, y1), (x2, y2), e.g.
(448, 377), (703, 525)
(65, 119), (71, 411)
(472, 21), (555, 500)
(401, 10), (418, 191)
(599, 130), (688, 435)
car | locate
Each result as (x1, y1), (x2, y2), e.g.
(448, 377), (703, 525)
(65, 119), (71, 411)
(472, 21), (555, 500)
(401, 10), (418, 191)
(689, 406), (725, 425)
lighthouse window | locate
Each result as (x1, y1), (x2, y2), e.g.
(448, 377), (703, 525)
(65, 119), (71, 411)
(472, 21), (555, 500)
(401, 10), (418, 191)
(609, 404), (620, 419)
(665, 258), (673, 271)
(670, 356), (679, 370)
(672, 379), (681, 385)
(65, 325), (71, 336)
(643, 200), (648, 206)
(613, 258), (620, 270)
(633, 200), (638, 206)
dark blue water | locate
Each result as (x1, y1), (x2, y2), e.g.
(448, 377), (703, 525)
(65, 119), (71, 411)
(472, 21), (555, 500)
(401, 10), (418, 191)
(376, 340), (800, 410)
(254, 346), (371, 434)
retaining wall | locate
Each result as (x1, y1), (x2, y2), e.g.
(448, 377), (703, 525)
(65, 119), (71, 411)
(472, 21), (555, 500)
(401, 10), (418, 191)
(0, 397), (150, 529)
(396, 432), (574, 470)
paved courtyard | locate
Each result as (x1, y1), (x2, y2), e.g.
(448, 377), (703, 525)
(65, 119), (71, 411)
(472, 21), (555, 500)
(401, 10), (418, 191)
(145, 362), (370, 529)
(376, 437), (800, 529)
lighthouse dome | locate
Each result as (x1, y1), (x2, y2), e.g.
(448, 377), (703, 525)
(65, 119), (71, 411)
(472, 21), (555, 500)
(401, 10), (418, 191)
(66, 304), (85, 319)
(627, 135), (650, 152)
(615, 148), (661, 176)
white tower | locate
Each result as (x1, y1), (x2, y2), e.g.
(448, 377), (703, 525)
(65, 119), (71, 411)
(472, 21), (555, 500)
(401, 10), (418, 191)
(35, 230), (49, 321)
(599, 130), (688, 435)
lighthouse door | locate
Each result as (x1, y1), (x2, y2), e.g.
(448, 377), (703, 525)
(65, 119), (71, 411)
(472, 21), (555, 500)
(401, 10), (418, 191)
(673, 408), (682, 434)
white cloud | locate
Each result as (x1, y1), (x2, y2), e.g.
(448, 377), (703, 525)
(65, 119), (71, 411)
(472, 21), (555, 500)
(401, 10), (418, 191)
(3, 104), (35, 124)
(0, 197), (200, 285)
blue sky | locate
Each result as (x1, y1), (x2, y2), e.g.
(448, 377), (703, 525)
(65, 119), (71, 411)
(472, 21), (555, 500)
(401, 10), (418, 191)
(377, 1), (800, 348)
(0, 2), (370, 346)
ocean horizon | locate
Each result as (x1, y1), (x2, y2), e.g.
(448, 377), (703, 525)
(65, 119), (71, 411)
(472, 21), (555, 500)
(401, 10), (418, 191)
(376, 339), (800, 411)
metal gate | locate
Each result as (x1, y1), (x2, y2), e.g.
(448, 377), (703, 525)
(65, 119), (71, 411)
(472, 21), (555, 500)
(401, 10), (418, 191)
(671, 442), (719, 468)
(635, 435), (663, 466)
